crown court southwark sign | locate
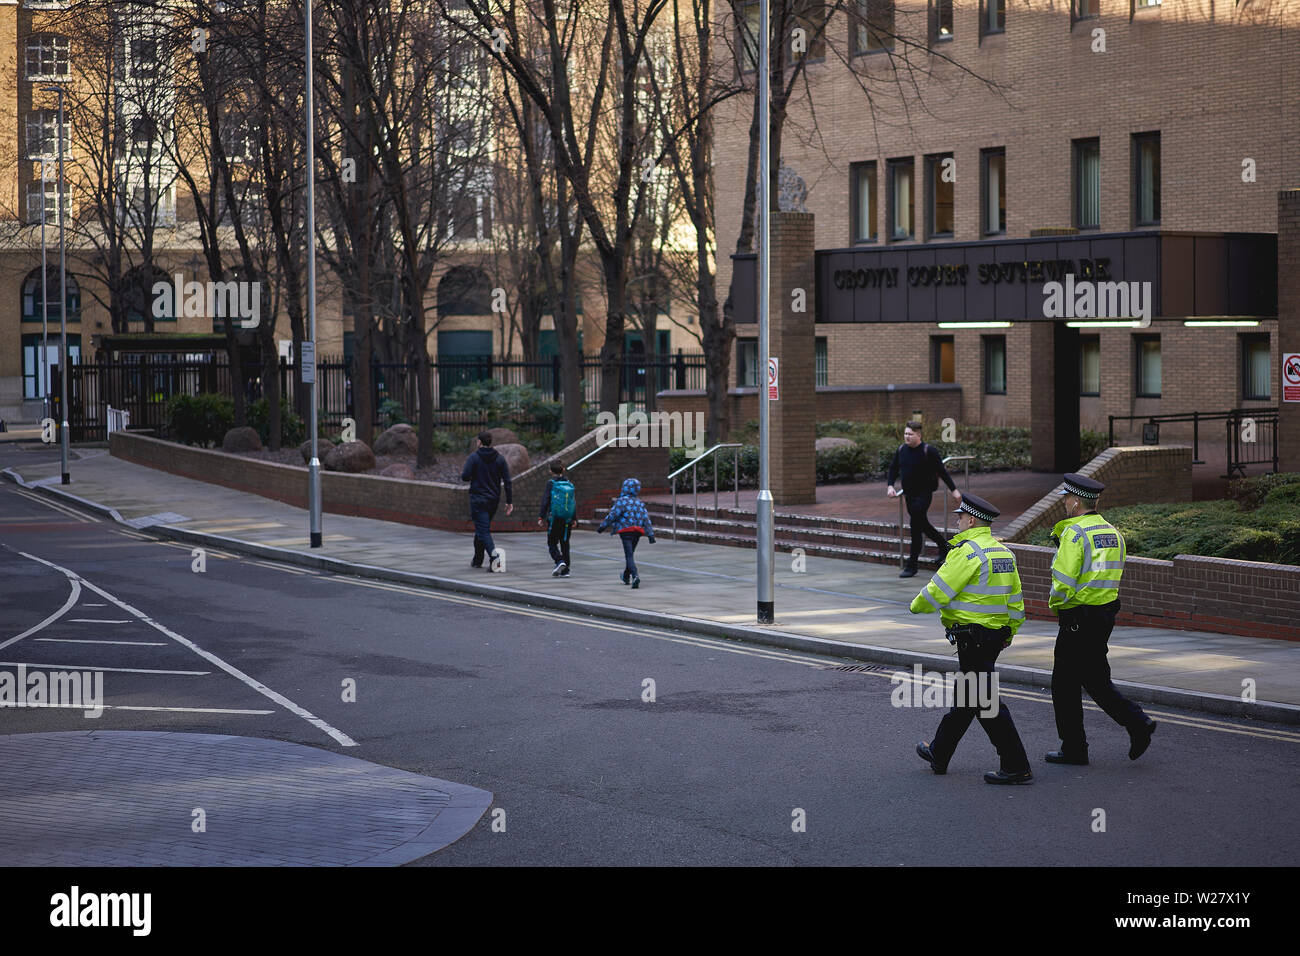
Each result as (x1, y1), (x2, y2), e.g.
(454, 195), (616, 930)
(772, 231), (1278, 324)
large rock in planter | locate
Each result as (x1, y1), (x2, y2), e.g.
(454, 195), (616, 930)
(222, 426), (263, 453)
(324, 440), (376, 473)
(299, 439), (333, 463)
(468, 427), (519, 451)
(379, 462), (416, 480)
(815, 436), (857, 452)
(374, 423), (418, 457)
(493, 442), (531, 476)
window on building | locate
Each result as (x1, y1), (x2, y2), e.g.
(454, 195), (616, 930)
(815, 337), (829, 387)
(130, 116), (160, 158)
(1073, 138), (1100, 230)
(220, 114), (253, 164)
(791, 0), (827, 61)
(981, 148), (1005, 235)
(1242, 334), (1270, 400)
(25, 180), (70, 225)
(931, 335), (954, 383)
(1073, 0), (1099, 19)
(850, 161), (877, 243)
(851, 0), (895, 55)
(122, 183), (176, 228)
(1134, 0), (1162, 8)
(1080, 335), (1101, 395)
(887, 158), (914, 241)
(1133, 132), (1161, 226)
(1135, 335), (1161, 397)
(21, 266), (80, 322)
(25, 34), (70, 80)
(737, 339), (760, 387)
(737, 1), (760, 73)
(930, 0), (954, 41)
(21, 333), (81, 400)
(926, 153), (954, 238)
(25, 109), (70, 159)
(981, 0), (1006, 36)
(983, 335), (1006, 394)
(128, 36), (159, 79)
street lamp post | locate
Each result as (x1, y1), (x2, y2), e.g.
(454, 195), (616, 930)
(304, 0), (322, 547)
(40, 159), (50, 422)
(756, 0), (774, 624)
(42, 85), (70, 485)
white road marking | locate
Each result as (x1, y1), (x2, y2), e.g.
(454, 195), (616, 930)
(0, 703), (273, 715)
(35, 638), (168, 646)
(0, 571), (82, 651)
(17, 551), (358, 748)
(11, 488), (94, 522)
(0, 661), (210, 676)
(69, 618), (132, 624)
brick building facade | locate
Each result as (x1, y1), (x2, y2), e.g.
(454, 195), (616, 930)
(714, 0), (1300, 446)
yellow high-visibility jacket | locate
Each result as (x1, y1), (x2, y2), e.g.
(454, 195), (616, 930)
(1048, 513), (1125, 611)
(909, 526), (1026, 638)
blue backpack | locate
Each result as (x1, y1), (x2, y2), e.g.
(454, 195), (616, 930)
(549, 479), (576, 521)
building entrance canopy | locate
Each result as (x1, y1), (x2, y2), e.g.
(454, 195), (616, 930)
(732, 231), (1276, 324)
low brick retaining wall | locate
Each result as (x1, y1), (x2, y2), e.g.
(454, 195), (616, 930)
(109, 430), (670, 533)
(1010, 543), (1300, 642)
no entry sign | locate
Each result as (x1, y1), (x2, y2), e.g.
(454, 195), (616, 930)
(1284, 353), (1300, 402)
(768, 356), (779, 401)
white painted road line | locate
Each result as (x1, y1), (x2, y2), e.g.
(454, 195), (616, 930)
(68, 618), (132, 624)
(35, 638), (169, 646)
(0, 661), (210, 676)
(0, 703), (274, 715)
(17, 550), (358, 748)
(0, 568), (81, 651)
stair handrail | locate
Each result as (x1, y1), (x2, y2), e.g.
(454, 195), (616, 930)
(564, 436), (622, 473)
(670, 442), (743, 539)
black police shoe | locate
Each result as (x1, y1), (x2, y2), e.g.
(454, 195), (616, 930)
(984, 769), (1033, 785)
(916, 742), (947, 775)
(1045, 750), (1089, 765)
(899, 567), (917, 578)
(1128, 719), (1157, 761)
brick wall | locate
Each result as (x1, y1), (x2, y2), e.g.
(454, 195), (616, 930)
(770, 212), (817, 503)
(110, 430), (669, 532)
(1010, 543), (1300, 643)
(1280, 190), (1300, 472)
(658, 384), (963, 439)
(1002, 443), (1193, 542)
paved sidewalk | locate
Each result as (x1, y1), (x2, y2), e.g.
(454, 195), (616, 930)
(7, 449), (1300, 715)
(0, 731), (492, 866)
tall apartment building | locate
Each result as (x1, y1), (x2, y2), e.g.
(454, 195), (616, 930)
(714, 0), (1300, 449)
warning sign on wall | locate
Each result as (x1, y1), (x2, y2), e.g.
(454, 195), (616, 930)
(1284, 353), (1300, 402)
(768, 356), (779, 401)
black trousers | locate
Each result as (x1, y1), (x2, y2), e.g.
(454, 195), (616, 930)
(547, 518), (572, 566)
(931, 625), (1030, 773)
(1051, 601), (1148, 754)
(906, 493), (948, 569)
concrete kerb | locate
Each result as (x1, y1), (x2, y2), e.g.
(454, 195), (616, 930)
(6, 467), (1299, 727)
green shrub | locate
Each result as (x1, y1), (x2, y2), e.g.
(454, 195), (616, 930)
(1080, 428), (1109, 463)
(1228, 472), (1300, 510)
(378, 398), (407, 427)
(1218, 527), (1281, 563)
(816, 442), (869, 483)
(165, 393), (234, 447)
(248, 397), (305, 448)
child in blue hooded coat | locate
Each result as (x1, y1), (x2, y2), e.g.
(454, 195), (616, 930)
(596, 477), (656, 588)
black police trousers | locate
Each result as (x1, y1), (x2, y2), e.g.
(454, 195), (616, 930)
(1051, 601), (1149, 755)
(931, 625), (1031, 773)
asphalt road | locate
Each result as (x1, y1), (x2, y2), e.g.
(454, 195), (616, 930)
(1, 466), (1297, 866)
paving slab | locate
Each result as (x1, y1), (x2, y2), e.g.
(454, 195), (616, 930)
(0, 731), (492, 866)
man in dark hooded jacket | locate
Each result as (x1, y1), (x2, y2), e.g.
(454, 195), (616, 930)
(461, 430), (514, 570)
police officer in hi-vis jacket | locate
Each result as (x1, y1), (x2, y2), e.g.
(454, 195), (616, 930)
(1045, 474), (1157, 766)
(911, 493), (1033, 785)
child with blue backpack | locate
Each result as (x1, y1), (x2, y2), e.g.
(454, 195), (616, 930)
(538, 460), (576, 577)
(596, 477), (655, 589)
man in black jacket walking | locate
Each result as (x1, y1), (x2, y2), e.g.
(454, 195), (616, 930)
(886, 421), (960, 578)
(461, 430), (514, 571)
